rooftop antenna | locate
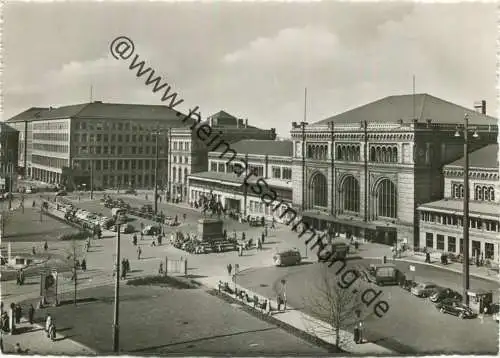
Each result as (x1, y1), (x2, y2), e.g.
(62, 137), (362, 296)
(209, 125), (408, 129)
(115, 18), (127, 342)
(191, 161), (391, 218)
(90, 84), (93, 103)
(412, 75), (416, 119)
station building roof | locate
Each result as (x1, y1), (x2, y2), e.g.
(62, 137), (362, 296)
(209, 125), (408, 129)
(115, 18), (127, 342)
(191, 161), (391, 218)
(315, 93), (497, 126)
(445, 144), (499, 170)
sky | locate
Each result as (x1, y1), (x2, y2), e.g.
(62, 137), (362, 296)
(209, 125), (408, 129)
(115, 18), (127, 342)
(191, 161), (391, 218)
(1, 1), (498, 137)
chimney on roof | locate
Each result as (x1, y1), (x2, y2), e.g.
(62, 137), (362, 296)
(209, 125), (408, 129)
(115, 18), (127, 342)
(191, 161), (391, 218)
(474, 100), (486, 115)
(245, 118), (248, 128)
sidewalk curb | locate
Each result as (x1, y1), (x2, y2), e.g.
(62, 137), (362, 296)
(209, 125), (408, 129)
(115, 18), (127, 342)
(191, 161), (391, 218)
(392, 258), (500, 283)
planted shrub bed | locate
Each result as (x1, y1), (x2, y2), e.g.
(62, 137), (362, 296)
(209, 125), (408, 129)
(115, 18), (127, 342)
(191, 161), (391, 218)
(126, 275), (201, 289)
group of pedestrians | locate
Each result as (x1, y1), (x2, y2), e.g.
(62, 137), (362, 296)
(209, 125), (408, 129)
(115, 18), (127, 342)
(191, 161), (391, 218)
(16, 269), (26, 286)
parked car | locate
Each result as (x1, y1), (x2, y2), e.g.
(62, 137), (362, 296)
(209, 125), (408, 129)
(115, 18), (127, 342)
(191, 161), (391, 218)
(113, 223), (135, 234)
(55, 190), (67, 196)
(142, 225), (161, 236)
(124, 188), (137, 195)
(436, 299), (475, 319)
(25, 187), (33, 194)
(411, 282), (439, 297)
(273, 249), (301, 267)
(430, 288), (462, 303)
(165, 216), (178, 226)
(401, 279), (418, 292)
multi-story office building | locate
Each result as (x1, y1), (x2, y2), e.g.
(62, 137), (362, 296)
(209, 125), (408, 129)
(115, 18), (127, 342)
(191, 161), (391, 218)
(7, 101), (187, 190)
(168, 110), (276, 201)
(418, 144), (499, 262)
(291, 94), (497, 248)
(188, 139), (293, 221)
(0, 123), (19, 192)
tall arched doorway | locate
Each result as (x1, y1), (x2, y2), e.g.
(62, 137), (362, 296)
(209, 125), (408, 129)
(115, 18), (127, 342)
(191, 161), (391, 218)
(309, 171), (328, 208)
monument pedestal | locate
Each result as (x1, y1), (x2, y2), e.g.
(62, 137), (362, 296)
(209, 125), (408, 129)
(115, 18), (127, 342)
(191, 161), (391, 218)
(198, 218), (223, 242)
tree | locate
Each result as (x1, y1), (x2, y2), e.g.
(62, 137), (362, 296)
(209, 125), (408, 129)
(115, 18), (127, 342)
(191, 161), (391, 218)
(302, 264), (368, 350)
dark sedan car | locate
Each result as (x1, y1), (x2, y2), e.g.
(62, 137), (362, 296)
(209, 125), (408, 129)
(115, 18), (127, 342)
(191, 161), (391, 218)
(430, 288), (463, 303)
(436, 299), (475, 319)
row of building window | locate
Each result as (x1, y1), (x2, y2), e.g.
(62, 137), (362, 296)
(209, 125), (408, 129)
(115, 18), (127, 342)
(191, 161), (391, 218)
(420, 211), (499, 232)
(304, 144), (398, 163)
(33, 133), (69, 142)
(32, 155), (68, 168)
(209, 161), (292, 180)
(78, 146), (167, 156)
(74, 133), (157, 143)
(33, 122), (69, 131)
(171, 166), (189, 184)
(369, 146), (398, 163)
(307, 144), (329, 160)
(172, 156), (189, 164)
(172, 142), (190, 151)
(74, 159), (168, 171)
(102, 174), (157, 187)
(451, 183), (496, 202)
(33, 143), (69, 153)
(76, 121), (164, 132)
(425, 233), (495, 259)
(337, 145), (360, 161)
(310, 174), (398, 219)
(271, 166), (292, 180)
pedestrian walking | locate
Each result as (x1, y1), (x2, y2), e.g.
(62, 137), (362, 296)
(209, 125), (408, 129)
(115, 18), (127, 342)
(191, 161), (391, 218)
(137, 247), (142, 260)
(227, 263), (232, 276)
(158, 235), (162, 246)
(81, 259), (87, 272)
(125, 258), (130, 273)
(48, 321), (56, 341)
(32, 246), (36, 255)
(121, 259), (127, 279)
(44, 241), (48, 251)
(133, 234), (137, 246)
(183, 213), (187, 222)
(158, 262), (164, 275)
(28, 304), (35, 325)
(15, 304), (22, 324)
(261, 232), (265, 245)
(140, 231), (144, 241)
(238, 245), (243, 257)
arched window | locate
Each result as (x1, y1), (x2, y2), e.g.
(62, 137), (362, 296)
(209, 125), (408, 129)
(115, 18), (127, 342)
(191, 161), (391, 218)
(370, 147), (376, 161)
(342, 176), (360, 212)
(178, 167), (182, 183)
(356, 147), (360, 161)
(483, 186), (489, 201)
(381, 147), (387, 163)
(376, 147), (381, 162)
(376, 178), (397, 218)
(476, 186), (482, 200)
(392, 147), (398, 162)
(337, 146), (342, 160)
(490, 187), (495, 201)
(307, 145), (312, 159)
(184, 168), (188, 183)
(310, 172), (328, 207)
(172, 167), (177, 182)
(460, 184), (464, 198)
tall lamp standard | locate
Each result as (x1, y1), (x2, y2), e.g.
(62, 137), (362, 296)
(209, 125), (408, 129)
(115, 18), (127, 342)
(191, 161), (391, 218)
(454, 113), (479, 305)
(112, 213), (126, 353)
(295, 122), (308, 211)
(152, 129), (161, 216)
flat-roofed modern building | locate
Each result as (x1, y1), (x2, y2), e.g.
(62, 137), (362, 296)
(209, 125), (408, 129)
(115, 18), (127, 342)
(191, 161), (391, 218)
(291, 94), (498, 248)
(7, 101), (187, 190)
(418, 144), (499, 263)
(188, 139), (293, 221)
(0, 123), (19, 192)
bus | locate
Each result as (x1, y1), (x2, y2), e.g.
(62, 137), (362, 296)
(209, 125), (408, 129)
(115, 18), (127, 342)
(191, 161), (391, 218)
(367, 264), (402, 286)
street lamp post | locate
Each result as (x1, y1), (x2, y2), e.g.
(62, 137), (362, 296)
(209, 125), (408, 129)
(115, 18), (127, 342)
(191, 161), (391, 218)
(454, 113), (478, 306)
(112, 214), (125, 353)
(152, 129), (161, 216)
